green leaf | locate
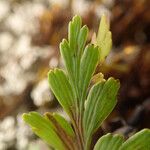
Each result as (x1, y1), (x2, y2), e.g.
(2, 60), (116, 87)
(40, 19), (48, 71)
(79, 44), (99, 110)
(22, 112), (66, 150)
(83, 78), (120, 148)
(96, 15), (112, 61)
(44, 112), (76, 150)
(60, 17), (88, 108)
(48, 69), (75, 118)
(68, 15), (81, 54)
(45, 112), (75, 138)
(77, 25), (88, 57)
(119, 129), (150, 150)
(60, 39), (75, 78)
(94, 133), (124, 150)
(99, 31), (112, 61)
(96, 15), (109, 46)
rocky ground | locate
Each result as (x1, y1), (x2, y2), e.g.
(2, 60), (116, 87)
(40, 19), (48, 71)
(0, 0), (59, 149)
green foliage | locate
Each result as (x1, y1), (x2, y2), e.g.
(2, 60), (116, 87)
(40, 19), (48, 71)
(94, 133), (124, 150)
(23, 112), (66, 150)
(23, 15), (150, 150)
(83, 78), (120, 149)
(119, 129), (150, 150)
(48, 69), (75, 119)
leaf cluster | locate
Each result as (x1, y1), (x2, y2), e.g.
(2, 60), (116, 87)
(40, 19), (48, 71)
(23, 15), (150, 150)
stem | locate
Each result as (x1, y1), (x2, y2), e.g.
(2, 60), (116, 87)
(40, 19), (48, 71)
(84, 134), (93, 150)
(70, 46), (85, 150)
(73, 119), (84, 150)
(78, 114), (84, 148)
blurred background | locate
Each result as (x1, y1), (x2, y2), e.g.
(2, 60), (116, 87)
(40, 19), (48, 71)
(0, 0), (149, 149)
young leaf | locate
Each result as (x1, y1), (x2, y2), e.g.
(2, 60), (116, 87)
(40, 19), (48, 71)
(96, 15), (109, 45)
(94, 133), (124, 150)
(79, 44), (99, 111)
(22, 112), (66, 150)
(96, 15), (112, 61)
(83, 78), (120, 148)
(48, 69), (75, 118)
(68, 15), (81, 54)
(99, 31), (112, 61)
(119, 129), (150, 150)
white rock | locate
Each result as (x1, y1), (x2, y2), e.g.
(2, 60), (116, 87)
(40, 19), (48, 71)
(0, 116), (16, 144)
(0, 32), (14, 52)
(0, 116), (15, 130)
(12, 35), (31, 57)
(0, 142), (6, 150)
(20, 46), (54, 70)
(31, 78), (54, 106)
(0, 1), (10, 21)
(49, 0), (69, 8)
(49, 57), (59, 68)
(6, 13), (27, 35)
(5, 1), (45, 35)
(28, 139), (49, 150)
(16, 114), (32, 150)
(30, 2), (46, 17)
(0, 61), (27, 95)
(72, 0), (91, 16)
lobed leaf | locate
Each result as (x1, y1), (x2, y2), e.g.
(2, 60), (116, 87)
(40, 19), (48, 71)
(60, 16), (89, 103)
(83, 78), (120, 148)
(77, 25), (89, 57)
(119, 129), (150, 150)
(94, 133), (124, 150)
(22, 112), (66, 150)
(48, 69), (75, 118)
(68, 15), (81, 54)
(79, 44), (99, 109)
(60, 39), (75, 79)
